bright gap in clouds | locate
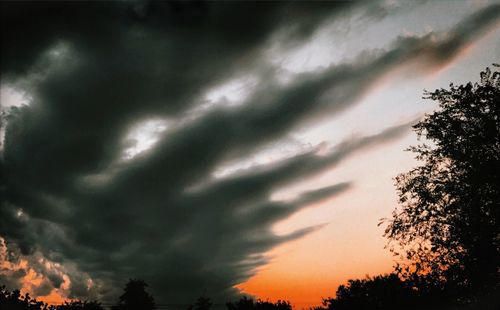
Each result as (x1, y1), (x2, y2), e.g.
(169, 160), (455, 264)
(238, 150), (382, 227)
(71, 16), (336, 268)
(212, 138), (314, 179)
(265, 0), (477, 81)
(0, 85), (31, 109)
(0, 85), (32, 153)
(122, 119), (169, 160)
(202, 75), (258, 109)
(1, 41), (74, 154)
(266, 27), (342, 79)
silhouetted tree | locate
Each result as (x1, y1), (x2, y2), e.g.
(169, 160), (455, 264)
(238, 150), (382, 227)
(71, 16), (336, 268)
(0, 285), (47, 310)
(318, 274), (418, 310)
(383, 66), (500, 306)
(226, 296), (255, 310)
(55, 300), (105, 310)
(191, 295), (212, 310)
(226, 297), (291, 310)
(111, 279), (156, 310)
(253, 300), (291, 310)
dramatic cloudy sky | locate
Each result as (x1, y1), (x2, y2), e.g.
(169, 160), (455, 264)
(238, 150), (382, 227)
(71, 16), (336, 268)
(1, 0), (499, 307)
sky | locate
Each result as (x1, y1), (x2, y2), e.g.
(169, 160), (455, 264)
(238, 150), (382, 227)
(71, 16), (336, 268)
(0, 0), (499, 308)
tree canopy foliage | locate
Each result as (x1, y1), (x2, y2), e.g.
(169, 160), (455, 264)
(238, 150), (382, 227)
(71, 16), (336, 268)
(316, 274), (415, 310)
(382, 65), (500, 304)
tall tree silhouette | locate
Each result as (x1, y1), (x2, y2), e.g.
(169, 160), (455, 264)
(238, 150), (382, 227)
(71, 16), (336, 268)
(111, 279), (156, 310)
(383, 66), (500, 305)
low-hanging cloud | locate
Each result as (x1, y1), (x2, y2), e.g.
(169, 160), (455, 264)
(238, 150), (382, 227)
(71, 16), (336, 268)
(1, 0), (499, 304)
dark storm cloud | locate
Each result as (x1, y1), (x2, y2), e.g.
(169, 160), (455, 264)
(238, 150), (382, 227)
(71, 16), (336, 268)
(0, 266), (26, 292)
(1, 0), (499, 303)
(33, 280), (54, 297)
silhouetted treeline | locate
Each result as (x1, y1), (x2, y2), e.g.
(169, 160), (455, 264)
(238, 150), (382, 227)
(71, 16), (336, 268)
(0, 285), (105, 310)
(310, 273), (499, 310)
(1, 274), (498, 310)
(226, 296), (291, 310)
(0, 283), (291, 310)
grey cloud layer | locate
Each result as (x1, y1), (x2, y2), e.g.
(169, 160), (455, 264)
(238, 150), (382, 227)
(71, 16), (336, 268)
(1, 0), (499, 303)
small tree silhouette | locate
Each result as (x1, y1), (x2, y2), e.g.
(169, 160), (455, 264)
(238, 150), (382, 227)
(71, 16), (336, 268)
(192, 295), (212, 310)
(226, 296), (255, 310)
(111, 279), (156, 310)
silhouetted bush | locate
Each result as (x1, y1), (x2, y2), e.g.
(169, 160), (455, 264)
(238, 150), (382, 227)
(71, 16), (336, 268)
(316, 274), (418, 310)
(0, 285), (104, 310)
(56, 300), (105, 310)
(0, 285), (48, 310)
(226, 296), (291, 310)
